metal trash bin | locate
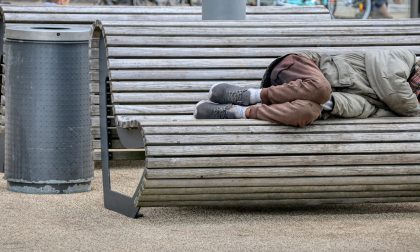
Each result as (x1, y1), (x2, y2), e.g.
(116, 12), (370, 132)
(4, 25), (93, 194)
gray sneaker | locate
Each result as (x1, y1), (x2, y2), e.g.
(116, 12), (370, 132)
(209, 83), (251, 106)
(194, 100), (243, 119)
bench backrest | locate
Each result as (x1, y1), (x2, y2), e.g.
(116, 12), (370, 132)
(96, 20), (420, 160)
(100, 20), (420, 126)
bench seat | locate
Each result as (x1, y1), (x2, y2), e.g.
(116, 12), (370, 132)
(135, 118), (420, 207)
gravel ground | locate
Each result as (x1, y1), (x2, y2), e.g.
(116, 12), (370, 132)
(1, 168), (420, 252)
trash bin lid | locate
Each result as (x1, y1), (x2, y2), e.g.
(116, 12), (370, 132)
(5, 25), (91, 42)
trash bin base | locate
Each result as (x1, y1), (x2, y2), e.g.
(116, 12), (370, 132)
(7, 181), (91, 194)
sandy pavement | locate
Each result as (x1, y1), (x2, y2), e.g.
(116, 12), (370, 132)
(0, 1), (417, 252)
(1, 167), (420, 252)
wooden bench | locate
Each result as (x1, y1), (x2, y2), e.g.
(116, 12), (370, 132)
(0, 5), (331, 166)
(97, 20), (420, 217)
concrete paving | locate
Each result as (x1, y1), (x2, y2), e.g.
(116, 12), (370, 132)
(1, 167), (420, 251)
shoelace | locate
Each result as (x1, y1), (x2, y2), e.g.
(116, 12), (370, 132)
(227, 89), (247, 104)
(213, 104), (232, 119)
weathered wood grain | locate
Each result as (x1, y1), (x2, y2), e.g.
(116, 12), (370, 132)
(108, 58), (273, 69)
(140, 191), (420, 202)
(145, 166), (420, 179)
(146, 154), (420, 168)
(144, 175), (420, 188)
(111, 81), (259, 91)
(138, 117), (420, 126)
(138, 197), (420, 207)
(109, 69), (263, 80)
(142, 184), (420, 195)
(144, 132), (420, 145)
(100, 19), (420, 28)
(107, 46), (420, 58)
(105, 35), (420, 47)
(114, 104), (195, 115)
(104, 26), (420, 36)
(141, 123), (420, 134)
(112, 92), (207, 103)
(146, 143), (420, 156)
(116, 115), (420, 129)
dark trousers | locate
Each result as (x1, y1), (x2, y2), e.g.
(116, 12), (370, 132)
(248, 54), (332, 127)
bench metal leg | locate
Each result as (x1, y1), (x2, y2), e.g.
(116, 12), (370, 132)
(0, 131), (4, 173)
(1, 27), (5, 173)
(99, 33), (140, 218)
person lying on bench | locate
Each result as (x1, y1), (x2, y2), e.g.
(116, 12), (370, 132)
(194, 49), (420, 127)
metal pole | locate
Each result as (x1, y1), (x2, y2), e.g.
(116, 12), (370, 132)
(202, 0), (247, 20)
(410, 0), (419, 18)
(257, 0), (261, 6)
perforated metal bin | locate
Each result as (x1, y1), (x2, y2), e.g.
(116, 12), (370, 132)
(4, 25), (93, 194)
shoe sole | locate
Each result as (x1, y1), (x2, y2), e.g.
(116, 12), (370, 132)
(194, 100), (217, 119)
(208, 82), (224, 102)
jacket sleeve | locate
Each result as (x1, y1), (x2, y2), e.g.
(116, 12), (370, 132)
(365, 49), (419, 116)
(296, 51), (322, 66)
(330, 92), (377, 118)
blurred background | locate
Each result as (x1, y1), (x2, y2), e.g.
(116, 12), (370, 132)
(0, 0), (413, 19)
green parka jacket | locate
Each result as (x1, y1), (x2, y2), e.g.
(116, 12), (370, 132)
(302, 49), (420, 118)
(262, 49), (420, 118)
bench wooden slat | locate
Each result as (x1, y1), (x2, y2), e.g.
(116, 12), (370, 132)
(107, 46), (420, 58)
(103, 26), (420, 36)
(144, 175), (420, 188)
(108, 58), (273, 69)
(111, 81), (259, 91)
(116, 117), (420, 129)
(114, 104), (195, 115)
(100, 19), (420, 27)
(110, 69), (263, 81)
(117, 115), (194, 127)
(115, 116), (420, 129)
(146, 154), (420, 168)
(139, 191), (420, 202)
(112, 92), (207, 103)
(138, 197), (420, 207)
(146, 143), (420, 157)
(142, 184), (420, 195)
(138, 117), (420, 125)
(144, 132), (420, 145)
(146, 166), (420, 179)
(141, 123), (420, 134)
(105, 35), (420, 46)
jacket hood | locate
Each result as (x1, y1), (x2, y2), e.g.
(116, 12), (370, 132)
(260, 55), (290, 88)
